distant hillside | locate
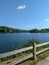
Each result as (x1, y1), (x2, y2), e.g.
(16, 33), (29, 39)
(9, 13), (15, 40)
(0, 26), (28, 33)
(29, 28), (49, 33)
(0, 26), (49, 33)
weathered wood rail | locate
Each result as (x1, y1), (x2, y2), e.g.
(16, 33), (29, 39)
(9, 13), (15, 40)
(0, 42), (49, 65)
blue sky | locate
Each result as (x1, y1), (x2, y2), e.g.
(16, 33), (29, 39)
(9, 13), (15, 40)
(0, 0), (49, 30)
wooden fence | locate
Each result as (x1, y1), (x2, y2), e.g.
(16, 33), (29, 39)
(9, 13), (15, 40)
(0, 42), (49, 65)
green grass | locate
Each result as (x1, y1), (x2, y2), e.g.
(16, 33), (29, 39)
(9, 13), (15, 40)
(0, 39), (49, 65)
(19, 50), (49, 65)
(32, 50), (49, 65)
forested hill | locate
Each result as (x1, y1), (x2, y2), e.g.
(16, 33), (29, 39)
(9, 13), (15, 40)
(0, 26), (28, 33)
(0, 26), (49, 33)
(29, 29), (49, 33)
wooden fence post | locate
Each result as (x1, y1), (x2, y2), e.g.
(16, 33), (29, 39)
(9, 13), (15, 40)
(33, 42), (36, 60)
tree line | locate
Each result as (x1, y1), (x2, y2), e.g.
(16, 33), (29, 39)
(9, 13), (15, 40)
(0, 26), (28, 33)
(29, 29), (49, 33)
(0, 26), (49, 33)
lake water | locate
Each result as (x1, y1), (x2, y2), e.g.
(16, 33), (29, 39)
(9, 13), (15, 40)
(0, 33), (49, 53)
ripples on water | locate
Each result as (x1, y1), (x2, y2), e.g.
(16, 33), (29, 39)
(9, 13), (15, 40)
(0, 33), (49, 53)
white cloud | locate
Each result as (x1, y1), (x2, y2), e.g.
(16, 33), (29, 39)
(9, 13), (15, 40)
(45, 19), (49, 21)
(17, 5), (26, 10)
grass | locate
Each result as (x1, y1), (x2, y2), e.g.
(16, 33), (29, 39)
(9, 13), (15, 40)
(0, 49), (49, 65)
(0, 39), (49, 65)
(19, 50), (49, 65)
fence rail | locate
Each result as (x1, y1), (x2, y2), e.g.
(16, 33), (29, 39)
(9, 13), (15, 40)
(0, 46), (33, 59)
(0, 42), (49, 65)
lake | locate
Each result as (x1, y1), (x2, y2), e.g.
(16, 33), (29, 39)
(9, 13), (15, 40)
(0, 33), (49, 53)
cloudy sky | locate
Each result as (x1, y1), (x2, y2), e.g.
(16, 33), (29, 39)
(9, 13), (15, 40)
(0, 0), (49, 29)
